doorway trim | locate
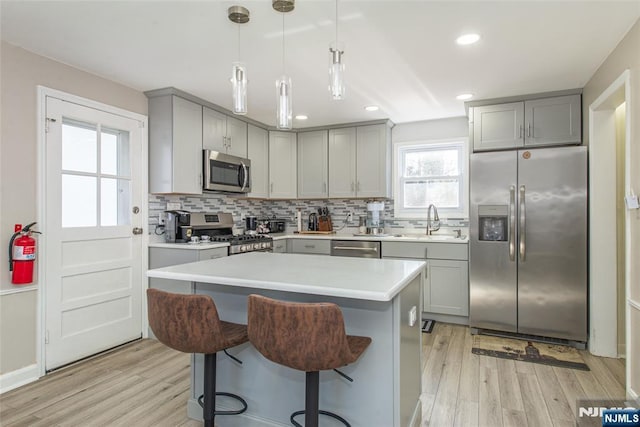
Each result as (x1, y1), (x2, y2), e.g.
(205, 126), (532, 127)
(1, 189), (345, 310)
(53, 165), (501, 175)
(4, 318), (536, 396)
(588, 69), (631, 359)
(36, 86), (149, 377)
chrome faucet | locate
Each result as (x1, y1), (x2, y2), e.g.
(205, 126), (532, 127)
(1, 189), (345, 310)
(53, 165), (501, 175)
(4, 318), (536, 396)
(426, 204), (440, 235)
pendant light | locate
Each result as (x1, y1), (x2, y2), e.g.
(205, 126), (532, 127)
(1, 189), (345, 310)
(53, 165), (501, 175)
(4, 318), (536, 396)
(329, 0), (345, 100)
(274, 0), (294, 130)
(228, 6), (249, 115)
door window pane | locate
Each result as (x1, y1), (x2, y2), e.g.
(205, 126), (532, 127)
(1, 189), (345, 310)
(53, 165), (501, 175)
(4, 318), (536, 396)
(62, 174), (97, 227)
(101, 129), (130, 177)
(101, 178), (131, 226)
(62, 121), (97, 173)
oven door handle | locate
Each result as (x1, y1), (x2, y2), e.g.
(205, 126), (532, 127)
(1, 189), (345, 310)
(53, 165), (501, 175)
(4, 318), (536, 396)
(239, 162), (249, 191)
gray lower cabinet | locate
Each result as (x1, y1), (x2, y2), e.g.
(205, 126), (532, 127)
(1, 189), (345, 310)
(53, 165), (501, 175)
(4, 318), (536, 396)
(149, 246), (228, 294)
(381, 241), (469, 318)
(289, 239), (331, 255)
(272, 239), (288, 253)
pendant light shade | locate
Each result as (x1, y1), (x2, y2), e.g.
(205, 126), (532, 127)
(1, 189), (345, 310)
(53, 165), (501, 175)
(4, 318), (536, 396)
(231, 62), (247, 115)
(276, 76), (292, 130)
(274, 1), (294, 130)
(329, 0), (345, 100)
(228, 6), (249, 115)
(329, 44), (345, 100)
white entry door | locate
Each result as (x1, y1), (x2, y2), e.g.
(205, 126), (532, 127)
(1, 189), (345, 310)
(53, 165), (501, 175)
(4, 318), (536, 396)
(44, 95), (145, 371)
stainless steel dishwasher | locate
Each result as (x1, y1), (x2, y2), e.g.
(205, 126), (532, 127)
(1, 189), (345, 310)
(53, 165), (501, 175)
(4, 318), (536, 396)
(330, 240), (381, 258)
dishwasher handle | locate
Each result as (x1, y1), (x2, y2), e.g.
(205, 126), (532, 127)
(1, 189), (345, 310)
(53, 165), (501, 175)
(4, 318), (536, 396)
(332, 245), (378, 252)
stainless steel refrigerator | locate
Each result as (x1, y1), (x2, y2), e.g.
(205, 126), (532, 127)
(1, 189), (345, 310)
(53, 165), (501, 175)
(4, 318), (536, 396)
(469, 145), (587, 343)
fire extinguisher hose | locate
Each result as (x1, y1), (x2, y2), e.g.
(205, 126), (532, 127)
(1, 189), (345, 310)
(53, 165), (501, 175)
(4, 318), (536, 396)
(8, 222), (38, 271)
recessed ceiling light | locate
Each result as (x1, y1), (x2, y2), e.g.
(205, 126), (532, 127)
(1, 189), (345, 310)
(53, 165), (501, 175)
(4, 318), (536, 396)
(365, 105), (379, 112)
(456, 93), (474, 101)
(295, 115), (308, 120)
(456, 33), (480, 45)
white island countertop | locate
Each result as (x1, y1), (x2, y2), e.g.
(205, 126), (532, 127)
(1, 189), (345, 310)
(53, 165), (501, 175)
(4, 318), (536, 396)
(146, 252), (425, 302)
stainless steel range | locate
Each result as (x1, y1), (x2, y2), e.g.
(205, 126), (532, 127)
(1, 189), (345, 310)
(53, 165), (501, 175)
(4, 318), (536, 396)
(189, 212), (273, 255)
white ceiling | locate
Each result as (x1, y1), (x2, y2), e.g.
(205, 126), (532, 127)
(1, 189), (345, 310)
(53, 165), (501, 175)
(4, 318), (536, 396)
(2, 1), (639, 128)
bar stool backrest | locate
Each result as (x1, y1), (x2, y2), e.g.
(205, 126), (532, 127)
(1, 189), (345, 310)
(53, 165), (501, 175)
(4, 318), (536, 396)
(147, 288), (225, 354)
(247, 294), (355, 372)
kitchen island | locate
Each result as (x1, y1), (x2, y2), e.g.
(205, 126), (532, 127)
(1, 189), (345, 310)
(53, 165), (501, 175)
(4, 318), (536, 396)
(147, 252), (425, 427)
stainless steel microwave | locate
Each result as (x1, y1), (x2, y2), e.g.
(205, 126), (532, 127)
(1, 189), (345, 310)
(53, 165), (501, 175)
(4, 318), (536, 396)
(203, 150), (251, 193)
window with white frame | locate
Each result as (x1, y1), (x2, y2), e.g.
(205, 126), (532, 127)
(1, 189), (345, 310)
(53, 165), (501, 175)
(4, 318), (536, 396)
(394, 139), (468, 219)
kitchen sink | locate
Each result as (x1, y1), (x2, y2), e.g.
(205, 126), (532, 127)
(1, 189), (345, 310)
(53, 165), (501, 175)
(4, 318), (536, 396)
(391, 234), (465, 241)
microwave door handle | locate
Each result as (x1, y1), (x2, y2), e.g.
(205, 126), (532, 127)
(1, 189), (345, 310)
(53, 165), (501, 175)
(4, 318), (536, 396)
(239, 162), (248, 191)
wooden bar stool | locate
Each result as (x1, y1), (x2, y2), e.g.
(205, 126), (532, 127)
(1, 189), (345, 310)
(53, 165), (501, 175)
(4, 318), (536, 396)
(147, 289), (248, 427)
(247, 294), (371, 427)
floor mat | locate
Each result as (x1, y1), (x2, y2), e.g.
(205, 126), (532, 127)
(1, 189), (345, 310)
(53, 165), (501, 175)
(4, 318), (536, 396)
(472, 334), (589, 371)
(422, 319), (435, 333)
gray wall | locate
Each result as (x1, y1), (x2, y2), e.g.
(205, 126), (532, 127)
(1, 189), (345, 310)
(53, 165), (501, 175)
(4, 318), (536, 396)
(0, 41), (148, 374)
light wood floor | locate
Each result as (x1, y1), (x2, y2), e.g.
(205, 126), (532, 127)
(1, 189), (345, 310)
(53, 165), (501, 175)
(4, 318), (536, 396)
(0, 323), (626, 426)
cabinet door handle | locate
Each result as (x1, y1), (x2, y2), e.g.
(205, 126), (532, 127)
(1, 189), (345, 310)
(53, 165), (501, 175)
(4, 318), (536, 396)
(304, 245), (315, 249)
(351, 182), (355, 192)
(270, 183), (274, 193)
(527, 123), (532, 138)
(519, 124), (524, 138)
(357, 181), (361, 192)
(323, 182), (327, 193)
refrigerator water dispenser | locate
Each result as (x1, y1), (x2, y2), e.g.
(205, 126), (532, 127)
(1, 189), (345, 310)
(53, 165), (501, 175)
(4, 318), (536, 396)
(478, 205), (508, 241)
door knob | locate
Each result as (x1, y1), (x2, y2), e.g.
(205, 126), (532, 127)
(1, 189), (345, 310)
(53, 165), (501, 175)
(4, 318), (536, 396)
(132, 227), (143, 235)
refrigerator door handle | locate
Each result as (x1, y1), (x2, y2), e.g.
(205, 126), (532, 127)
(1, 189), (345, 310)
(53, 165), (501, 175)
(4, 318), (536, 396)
(509, 185), (516, 261)
(519, 185), (526, 261)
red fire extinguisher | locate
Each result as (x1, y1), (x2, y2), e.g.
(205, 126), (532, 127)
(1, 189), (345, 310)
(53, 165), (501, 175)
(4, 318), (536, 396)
(9, 222), (39, 285)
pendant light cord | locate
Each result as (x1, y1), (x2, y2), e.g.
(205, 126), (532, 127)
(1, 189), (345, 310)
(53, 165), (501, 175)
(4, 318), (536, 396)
(281, 12), (285, 74)
(335, 0), (338, 45)
(238, 24), (241, 61)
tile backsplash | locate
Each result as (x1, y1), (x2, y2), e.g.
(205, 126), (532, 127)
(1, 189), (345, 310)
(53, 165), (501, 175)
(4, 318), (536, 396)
(149, 194), (468, 234)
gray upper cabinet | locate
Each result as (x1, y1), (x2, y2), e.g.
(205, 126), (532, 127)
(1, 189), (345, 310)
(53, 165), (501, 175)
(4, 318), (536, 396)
(298, 130), (328, 198)
(356, 124), (391, 198)
(247, 124), (269, 198)
(471, 94), (581, 151)
(269, 131), (297, 198)
(524, 94), (581, 147)
(472, 102), (524, 151)
(328, 124), (391, 198)
(328, 127), (357, 198)
(203, 107), (248, 158)
(148, 95), (203, 194)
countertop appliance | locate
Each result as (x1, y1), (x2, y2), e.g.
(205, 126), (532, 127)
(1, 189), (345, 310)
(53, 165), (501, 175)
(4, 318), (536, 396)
(181, 212), (272, 255)
(330, 240), (381, 259)
(165, 210), (191, 243)
(203, 149), (251, 193)
(469, 146), (587, 344)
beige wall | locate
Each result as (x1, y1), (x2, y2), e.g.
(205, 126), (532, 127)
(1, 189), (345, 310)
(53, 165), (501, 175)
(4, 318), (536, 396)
(0, 41), (147, 374)
(583, 17), (639, 374)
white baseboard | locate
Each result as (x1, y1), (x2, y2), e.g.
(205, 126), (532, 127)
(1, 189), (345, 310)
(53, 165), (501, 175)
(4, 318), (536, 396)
(0, 364), (39, 394)
(618, 343), (626, 358)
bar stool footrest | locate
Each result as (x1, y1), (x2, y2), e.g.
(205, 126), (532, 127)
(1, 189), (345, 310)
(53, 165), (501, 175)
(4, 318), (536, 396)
(290, 409), (351, 427)
(197, 392), (248, 415)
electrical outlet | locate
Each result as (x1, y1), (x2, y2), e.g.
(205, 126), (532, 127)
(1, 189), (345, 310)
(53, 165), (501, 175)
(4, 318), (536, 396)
(346, 211), (353, 222)
(158, 213), (166, 225)
(166, 202), (181, 210)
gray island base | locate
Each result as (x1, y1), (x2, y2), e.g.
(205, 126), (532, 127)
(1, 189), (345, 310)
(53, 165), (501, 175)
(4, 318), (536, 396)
(146, 252), (425, 427)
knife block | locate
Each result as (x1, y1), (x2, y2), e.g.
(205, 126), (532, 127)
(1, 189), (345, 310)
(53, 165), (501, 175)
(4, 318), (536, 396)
(318, 216), (333, 232)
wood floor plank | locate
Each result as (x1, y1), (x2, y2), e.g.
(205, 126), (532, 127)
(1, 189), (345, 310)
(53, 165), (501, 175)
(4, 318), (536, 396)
(496, 358), (524, 411)
(502, 408), (528, 427)
(601, 356), (626, 387)
(422, 333), (450, 395)
(518, 372), (553, 427)
(533, 364), (575, 422)
(479, 366), (503, 427)
(478, 354), (498, 370)
(580, 351), (626, 399)
(420, 392), (436, 425)
(553, 366), (587, 416)
(430, 326), (466, 426)
(457, 328), (480, 403)
(514, 359), (536, 374)
(453, 399), (479, 427)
